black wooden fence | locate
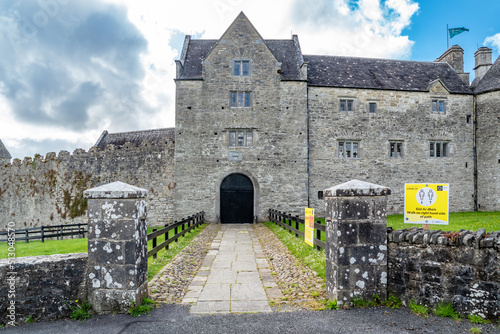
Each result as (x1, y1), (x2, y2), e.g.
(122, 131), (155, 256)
(268, 209), (326, 251)
(0, 223), (88, 243)
(147, 211), (205, 259)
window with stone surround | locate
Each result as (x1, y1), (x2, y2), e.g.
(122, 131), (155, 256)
(232, 60), (251, 76)
(429, 141), (448, 158)
(340, 99), (354, 112)
(369, 102), (377, 113)
(338, 141), (360, 159)
(229, 130), (253, 147)
(230, 91), (251, 108)
(390, 141), (403, 158)
(432, 99), (446, 113)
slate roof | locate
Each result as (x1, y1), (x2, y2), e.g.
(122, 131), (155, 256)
(179, 39), (304, 81)
(180, 40), (217, 79)
(94, 128), (175, 150)
(473, 56), (500, 94)
(303, 55), (472, 94)
(0, 139), (11, 159)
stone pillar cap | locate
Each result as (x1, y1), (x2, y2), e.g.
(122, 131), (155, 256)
(84, 181), (148, 199)
(324, 179), (391, 197)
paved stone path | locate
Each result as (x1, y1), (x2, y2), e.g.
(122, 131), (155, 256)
(181, 224), (282, 314)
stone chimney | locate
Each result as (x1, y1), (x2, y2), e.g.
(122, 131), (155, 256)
(474, 47), (492, 83)
(435, 45), (470, 84)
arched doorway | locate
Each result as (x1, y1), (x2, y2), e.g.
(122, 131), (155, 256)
(220, 174), (254, 223)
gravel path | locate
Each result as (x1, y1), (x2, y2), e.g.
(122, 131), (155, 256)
(253, 223), (328, 311)
(148, 223), (220, 304)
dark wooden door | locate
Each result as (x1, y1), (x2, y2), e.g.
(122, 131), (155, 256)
(220, 174), (254, 223)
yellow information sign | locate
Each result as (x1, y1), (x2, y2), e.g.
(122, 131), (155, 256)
(404, 183), (449, 225)
(305, 208), (314, 247)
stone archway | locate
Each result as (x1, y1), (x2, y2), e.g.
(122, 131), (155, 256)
(220, 173), (254, 223)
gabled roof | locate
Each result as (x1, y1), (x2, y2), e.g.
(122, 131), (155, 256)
(474, 56), (500, 94)
(0, 139), (11, 159)
(303, 55), (472, 94)
(94, 128), (175, 150)
(178, 38), (304, 81)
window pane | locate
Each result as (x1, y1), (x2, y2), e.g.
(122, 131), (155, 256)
(430, 142), (434, 157)
(390, 143), (395, 157)
(436, 142), (441, 157)
(439, 101), (444, 112)
(245, 92), (251, 107)
(346, 142), (351, 158)
(432, 101), (437, 112)
(369, 103), (376, 113)
(233, 61), (241, 75)
(237, 132), (245, 146)
(443, 143), (448, 157)
(229, 132), (236, 146)
(397, 143), (402, 158)
(340, 100), (345, 111)
(242, 61), (249, 76)
(352, 142), (358, 158)
(347, 100), (353, 111)
(231, 92), (237, 107)
(339, 142), (344, 158)
(238, 92), (244, 107)
(246, 132), (253, 146)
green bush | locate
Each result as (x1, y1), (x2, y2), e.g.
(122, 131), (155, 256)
(67, 299), (92, 321)
(409, 300), (428, 317)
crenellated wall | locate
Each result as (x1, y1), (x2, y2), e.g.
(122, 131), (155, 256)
(0, 139), (175, 229)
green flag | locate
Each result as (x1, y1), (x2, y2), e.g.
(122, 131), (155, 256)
(449, 27), (469, 39)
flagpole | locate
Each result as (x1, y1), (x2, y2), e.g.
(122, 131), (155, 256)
(447, 24), (449, 49)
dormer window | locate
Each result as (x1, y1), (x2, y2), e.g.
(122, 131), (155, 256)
(233, 60), (250, 76)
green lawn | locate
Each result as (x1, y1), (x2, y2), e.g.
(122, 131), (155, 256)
(0, 223), (207, 278)
(387, 211), (500, 232)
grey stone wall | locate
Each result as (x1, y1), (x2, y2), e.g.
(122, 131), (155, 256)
(0, 253), (87, 325)
(0, 139), (174, 229)
(174, 15), (308, 222)
(309, 85), (474, 216)
(388, 228), (500, 319)
(476, 91), (500, 211)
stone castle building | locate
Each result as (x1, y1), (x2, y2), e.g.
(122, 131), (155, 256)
(1, 12), (499, 227)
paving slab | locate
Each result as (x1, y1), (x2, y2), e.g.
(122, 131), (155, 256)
(182, 224), (275, 314)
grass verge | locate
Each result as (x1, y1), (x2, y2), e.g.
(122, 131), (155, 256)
(263, 221), (326, 279)
(147, 224), (206, 281)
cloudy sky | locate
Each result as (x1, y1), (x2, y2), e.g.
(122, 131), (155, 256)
(1, 0), (499, 159)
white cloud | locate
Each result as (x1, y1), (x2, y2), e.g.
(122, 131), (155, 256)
(484, 33), (500, 53)
(0, 0), (420, 159)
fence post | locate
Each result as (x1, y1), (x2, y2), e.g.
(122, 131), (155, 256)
(316, 221), (321, 251)
(174, 222), (178, 242)
(25, 230), (29, 243)
(324, 180), (390, 307)
(41, 226), (45, 243)
(84, 181), (148, 314)
(295, 216), (299, 237)
(152, 228), (157, 259)
(165, 224), (169, 250)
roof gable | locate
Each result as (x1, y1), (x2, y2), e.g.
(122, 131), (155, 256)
(474, 56), (500, 94)
(204, 12), (278, 65)
(0, 139), (11, 159)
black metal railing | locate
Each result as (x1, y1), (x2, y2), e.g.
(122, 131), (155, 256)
(0, 223), (88, 243)
(147, 211), (205, 259)
(268, 209), (326, 250)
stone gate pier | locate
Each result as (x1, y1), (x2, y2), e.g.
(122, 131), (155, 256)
(324, 179), (391, 306)
(84, 181), (149, 314)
